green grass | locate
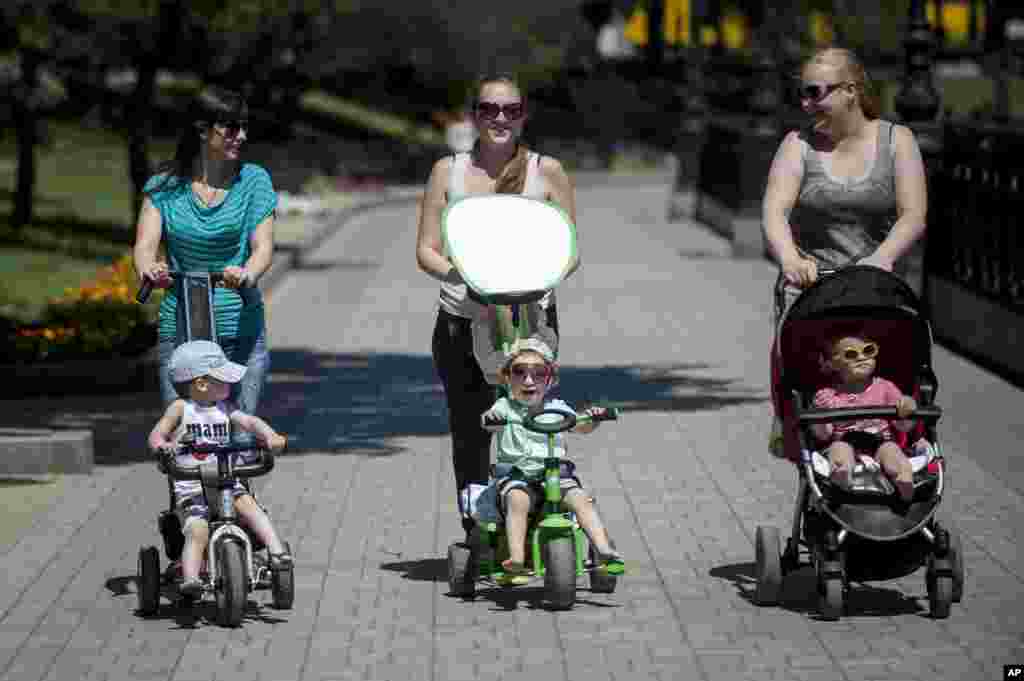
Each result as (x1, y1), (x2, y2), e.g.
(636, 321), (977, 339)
(0, 121), (176, 323)
(0, 249), (109, 324)
(301, 90), (444, 146)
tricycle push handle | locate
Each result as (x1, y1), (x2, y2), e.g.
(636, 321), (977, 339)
(135, 270), (228, 304)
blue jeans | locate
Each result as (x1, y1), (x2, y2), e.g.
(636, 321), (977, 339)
(158, 329), (270, 416)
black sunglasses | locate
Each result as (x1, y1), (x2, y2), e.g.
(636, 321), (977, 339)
(796, 82), (848, 102)
(215, 119), (249, 136)
(475, 101), (525, 121)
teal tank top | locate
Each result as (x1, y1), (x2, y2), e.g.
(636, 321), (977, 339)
(144, 163), (277, 341)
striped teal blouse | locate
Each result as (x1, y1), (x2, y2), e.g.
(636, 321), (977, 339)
(144, 163), (277, 341)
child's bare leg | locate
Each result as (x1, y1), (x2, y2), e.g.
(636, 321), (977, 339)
(562, 489), (620, 559)
(827, 441), (855, 488)
(504, 489), (531, 565)
(877, 442), (914, 501)
(234, 495), (285, 556)
(182, 518), (209, 581)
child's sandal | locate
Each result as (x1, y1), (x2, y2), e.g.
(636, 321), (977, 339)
(497, 559), (530, 586)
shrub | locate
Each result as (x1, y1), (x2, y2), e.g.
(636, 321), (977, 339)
(8, 254), (161, 363)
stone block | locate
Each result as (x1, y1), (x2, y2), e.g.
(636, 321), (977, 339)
(0, 428), (92, 475)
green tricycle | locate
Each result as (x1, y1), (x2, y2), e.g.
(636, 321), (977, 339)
(447, 403), (624, 610)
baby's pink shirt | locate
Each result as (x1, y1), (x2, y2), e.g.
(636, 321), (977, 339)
(812, 377), (905, 442)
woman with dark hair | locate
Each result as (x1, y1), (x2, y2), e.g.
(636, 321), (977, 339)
(133, 86), (278, 414)
(415, 73), (580, 536)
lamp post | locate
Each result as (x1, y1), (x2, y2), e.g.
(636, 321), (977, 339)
(894, 0), (941, 125)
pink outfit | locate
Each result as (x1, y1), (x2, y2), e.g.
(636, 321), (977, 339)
(812, 377), (905, 443)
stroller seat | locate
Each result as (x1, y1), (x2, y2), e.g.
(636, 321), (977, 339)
(808, 439), (939, 497)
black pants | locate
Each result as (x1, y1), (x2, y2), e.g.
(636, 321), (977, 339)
(432, 306), (560, 512)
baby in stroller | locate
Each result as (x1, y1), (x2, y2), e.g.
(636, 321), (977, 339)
(811, 325), (917, 502)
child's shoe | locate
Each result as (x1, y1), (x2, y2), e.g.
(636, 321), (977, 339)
(497, 559), (530, 586)
(594, 547), (625, 575)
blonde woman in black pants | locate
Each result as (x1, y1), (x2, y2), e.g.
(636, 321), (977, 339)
(415, 73), (579, 537)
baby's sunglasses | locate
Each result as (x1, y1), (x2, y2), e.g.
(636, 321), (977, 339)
(509, 363), (551, 382)
(835, 342), (878, 361)
(474, 101), (526, 121)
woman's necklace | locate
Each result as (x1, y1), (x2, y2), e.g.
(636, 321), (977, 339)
(193, 180), (225, 207)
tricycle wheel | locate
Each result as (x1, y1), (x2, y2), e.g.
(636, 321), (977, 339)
(819, 578), (844, 621)
(271, 542), (294, 610)
(949, 530), (964, 603)
(215, 541), (247, 627)
(755, 526), (783, 606)
(447, 542), (476, 597)
(543, 537), (577, 610)
(588, 543), (617, 594)
(137, 546), (161, 616)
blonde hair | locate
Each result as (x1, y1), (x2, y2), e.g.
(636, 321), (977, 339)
(804, 47), (881, 119)
(473, 74), (531, 194)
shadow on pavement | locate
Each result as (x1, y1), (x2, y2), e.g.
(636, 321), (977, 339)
(709, 561), (926, 619)
(0, 350), (767, 465)
(379, 557), (448, 582)
(104, 575), (289, 628)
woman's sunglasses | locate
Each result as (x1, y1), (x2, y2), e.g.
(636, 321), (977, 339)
(510, 364), (551, 381)
(215, 120), (248, 137)
(796, 82), (847, 102)
(835, 342), (878, 361)
(475, 101), (525, 121)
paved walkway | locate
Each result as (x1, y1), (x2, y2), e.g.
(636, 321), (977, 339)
(0, 172), (1021, 681)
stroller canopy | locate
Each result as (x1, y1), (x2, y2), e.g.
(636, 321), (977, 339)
(777, 266), (934, 398)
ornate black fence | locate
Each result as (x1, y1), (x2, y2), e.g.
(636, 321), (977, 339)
(923, 120), (1024, 384)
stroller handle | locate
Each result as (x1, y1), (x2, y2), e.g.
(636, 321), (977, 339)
(798, 405), (942, 425)
(136, 270), (228, 304)
(160, 441), (276, 481)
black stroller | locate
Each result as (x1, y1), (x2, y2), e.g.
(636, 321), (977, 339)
(759, 266), (964, 620)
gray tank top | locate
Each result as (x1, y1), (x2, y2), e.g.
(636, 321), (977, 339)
(439, 151), (549, 318)
(789, 120), (898, 270)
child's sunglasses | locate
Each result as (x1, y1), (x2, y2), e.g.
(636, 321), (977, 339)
(474, 101), (525, 121)
(796, 82), (847, 102)
(836, 343), (878, 361)
(509, 364), (551, 381)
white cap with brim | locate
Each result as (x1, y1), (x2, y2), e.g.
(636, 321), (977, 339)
(169, 340), (247, 384)
(504, 337), (555, 365)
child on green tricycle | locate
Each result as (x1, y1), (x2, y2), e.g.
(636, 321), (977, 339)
(481, 338), (624, 587)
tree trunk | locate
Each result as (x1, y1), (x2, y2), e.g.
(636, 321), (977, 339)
(128, 61), (156, 221)
(11, 49), (41, 230)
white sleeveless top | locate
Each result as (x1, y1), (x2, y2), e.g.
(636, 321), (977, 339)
(171, 400), (233, 499)
(439, 151), (553, 318)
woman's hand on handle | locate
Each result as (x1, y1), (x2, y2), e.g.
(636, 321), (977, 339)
(781, 254), (818, 288)
(221, 265), (250, 289)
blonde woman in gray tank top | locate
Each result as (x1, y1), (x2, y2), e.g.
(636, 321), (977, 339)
(763, 47), (928, 316)
(415, 74), (579, 538)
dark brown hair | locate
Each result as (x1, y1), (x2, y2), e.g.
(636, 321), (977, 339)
(473, 73), (530, 194)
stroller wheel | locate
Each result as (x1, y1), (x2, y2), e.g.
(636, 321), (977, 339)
(819, 577), (844, 621)
(754, 526), (783, 606)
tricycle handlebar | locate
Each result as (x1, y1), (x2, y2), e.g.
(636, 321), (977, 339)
(160, 441), (276, 480)
(483, 405), (619, 434)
